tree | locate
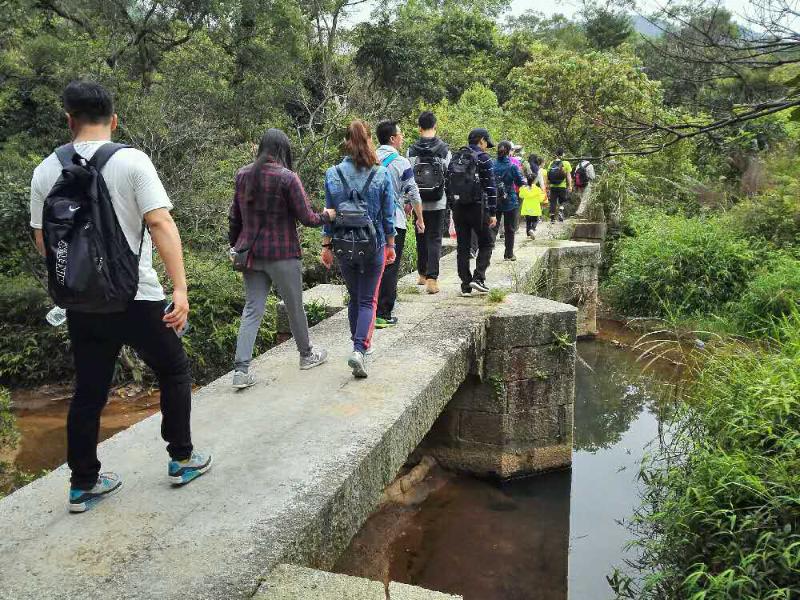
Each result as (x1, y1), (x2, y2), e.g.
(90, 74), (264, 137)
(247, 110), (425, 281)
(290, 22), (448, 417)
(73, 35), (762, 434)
(582, 1), (633, 50)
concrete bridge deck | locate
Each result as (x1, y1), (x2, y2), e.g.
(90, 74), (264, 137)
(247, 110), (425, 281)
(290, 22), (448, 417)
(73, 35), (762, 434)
(0, 224), (599, 599)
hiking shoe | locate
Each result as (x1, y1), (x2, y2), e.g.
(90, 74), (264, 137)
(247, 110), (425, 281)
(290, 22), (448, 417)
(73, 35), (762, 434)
(460, 285), (473, 297)
(425, 279), (439, 294)
(527, 230), (536, 239)
(375, 316), (398, 328)
(232, 370), (256, 389)
(504, 256), (517, 262)
(558, 207), (565, 222)
(348, 351), (368, 378)
(470, 279), (490, 294)
(68, 472), (123, 513)
(300, 348), (328, 370)
(168, 451), (213, 486)
(417, 274), (426, 286)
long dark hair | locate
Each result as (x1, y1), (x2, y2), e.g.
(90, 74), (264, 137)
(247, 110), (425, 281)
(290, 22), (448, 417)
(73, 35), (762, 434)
(248, 128), (293, 202)
(343, 120), (378, 169)
(497, 140), (512, 159)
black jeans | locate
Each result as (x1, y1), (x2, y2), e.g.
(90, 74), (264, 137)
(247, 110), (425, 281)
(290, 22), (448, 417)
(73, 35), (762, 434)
(66, 301), (193, 490)
(377, 227), (406, 319)
(525, 216), (540, 233)
(493, 208), (520, 258)
(452, 204), (494, 290)
(416, 209), (445, 280)
(549, 187), (568, 221)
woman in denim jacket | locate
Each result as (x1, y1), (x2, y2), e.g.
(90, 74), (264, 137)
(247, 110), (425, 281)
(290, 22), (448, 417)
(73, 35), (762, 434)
(320, 120), (396, 379)
(492, 140), (526, 261)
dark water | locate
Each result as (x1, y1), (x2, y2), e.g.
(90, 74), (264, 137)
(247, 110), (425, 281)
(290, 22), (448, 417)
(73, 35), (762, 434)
(352, 340), (671, 600)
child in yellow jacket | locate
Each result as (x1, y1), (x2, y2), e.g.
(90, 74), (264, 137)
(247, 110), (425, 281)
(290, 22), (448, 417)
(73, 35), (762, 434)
(519, 172), (547, 238)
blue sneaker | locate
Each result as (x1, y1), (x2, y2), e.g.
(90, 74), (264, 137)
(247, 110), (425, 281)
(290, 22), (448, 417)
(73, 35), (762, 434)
(68, 472), (123, 513)
(168, 451), (213, 486)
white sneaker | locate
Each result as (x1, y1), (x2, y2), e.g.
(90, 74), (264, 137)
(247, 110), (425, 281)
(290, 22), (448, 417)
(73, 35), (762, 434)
(347, 351), (368, 378)
(232, 370), (256, 389)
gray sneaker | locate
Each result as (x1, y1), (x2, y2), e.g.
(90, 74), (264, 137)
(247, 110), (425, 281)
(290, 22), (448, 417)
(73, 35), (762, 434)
(300, 348), (328, 370)
(232, 370), (256, 389)
(347, 351), (368, 378)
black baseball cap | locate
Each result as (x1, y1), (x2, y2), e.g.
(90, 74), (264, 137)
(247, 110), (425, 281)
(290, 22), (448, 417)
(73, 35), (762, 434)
(468, 127), (495, 148)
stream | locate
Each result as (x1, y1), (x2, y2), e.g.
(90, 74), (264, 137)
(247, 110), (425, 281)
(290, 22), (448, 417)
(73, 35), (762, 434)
(335, 336), (675, 600)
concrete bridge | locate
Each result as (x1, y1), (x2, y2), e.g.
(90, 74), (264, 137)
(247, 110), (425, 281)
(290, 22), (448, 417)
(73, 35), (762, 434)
(0, 222), (600, 599)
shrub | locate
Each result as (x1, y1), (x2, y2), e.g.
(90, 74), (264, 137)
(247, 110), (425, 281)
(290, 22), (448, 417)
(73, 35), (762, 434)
(617, 315), (800, 599)
(725, 194), (800, 251)
(0, 274), (71, 385)
(604, 213), (757, 318)
(731, 254), (800, 335)
(0, 387), (18, 449)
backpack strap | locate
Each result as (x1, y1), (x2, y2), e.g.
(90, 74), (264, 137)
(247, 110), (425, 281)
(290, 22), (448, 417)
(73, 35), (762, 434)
(89, 143), (130, 172)
(360, 167), (377, 198)
(54, 144), (76, 168)
(335, 166), (351, 196)
(381, 152), (399, 168)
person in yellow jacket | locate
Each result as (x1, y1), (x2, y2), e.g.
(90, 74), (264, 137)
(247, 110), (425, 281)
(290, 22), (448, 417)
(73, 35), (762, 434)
(519, 155), (548, 239)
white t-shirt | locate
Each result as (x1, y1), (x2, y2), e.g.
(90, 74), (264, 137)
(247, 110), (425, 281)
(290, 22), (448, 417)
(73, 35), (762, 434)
(29, 141), (172, 301)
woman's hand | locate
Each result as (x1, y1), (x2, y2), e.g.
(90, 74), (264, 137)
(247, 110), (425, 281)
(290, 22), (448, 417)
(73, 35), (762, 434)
(385, 246), (396, 265)
(321, 247), (334, 269)
(323, 208), (337, 221)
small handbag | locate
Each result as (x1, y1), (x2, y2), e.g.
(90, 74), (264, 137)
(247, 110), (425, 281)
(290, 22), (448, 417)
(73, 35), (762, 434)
(232, 210), (265, 272)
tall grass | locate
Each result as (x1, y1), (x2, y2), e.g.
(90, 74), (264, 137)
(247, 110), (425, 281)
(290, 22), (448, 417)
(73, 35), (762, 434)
(613, 313), (800, 599)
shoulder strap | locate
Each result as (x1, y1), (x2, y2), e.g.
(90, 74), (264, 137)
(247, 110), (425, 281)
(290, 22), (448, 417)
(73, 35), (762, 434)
(54, 144), (75, 168)
(360, 167), (377, 198)
(381, 152), (399, 168)
(89, 142), (130, 172)
(335, 166), (351, 197)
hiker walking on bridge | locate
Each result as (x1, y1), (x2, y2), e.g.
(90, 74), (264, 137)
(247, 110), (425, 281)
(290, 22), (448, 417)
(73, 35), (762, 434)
(546, 148), (573, 223)
(492, 140), (526, 261)
(375, 119), (424, 328)
(229, 128), (335, 389)
(29, 81), (211, 512)
(448, 128), (498, 297)
(321, 120), (397, 379)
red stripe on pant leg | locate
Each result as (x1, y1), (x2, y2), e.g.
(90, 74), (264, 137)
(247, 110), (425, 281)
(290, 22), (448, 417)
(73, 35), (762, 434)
(365, 257), (387, 350)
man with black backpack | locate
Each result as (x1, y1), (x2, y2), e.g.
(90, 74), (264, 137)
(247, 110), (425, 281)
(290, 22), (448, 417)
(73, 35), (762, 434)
(447, 128), (498, 296)
(572, 158), (597, 219)
(407, 111), (450, 295)
(546, 147), (573, 223)
(29, 81), (211, 512)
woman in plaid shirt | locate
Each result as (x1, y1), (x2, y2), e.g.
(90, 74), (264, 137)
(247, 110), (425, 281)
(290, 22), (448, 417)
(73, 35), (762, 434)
(228, 129), (336, 389)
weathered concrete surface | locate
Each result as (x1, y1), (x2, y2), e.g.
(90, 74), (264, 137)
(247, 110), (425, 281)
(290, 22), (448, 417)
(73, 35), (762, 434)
(0, 220), (595, 599)
(389, 581), (462, 599)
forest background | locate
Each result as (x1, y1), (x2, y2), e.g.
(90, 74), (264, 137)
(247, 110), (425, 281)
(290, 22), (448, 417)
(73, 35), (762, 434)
(1, 0), (799, 597)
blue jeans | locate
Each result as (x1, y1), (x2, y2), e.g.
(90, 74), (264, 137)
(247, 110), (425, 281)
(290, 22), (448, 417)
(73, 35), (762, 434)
(338, 251), (386, 353)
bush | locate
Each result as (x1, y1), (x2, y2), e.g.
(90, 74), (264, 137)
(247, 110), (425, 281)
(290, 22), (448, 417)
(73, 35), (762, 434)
(725, 194), (800, 251)
(0, 274), (71, 385)
(0, 387), (18, 449)
(604, 212), (757, 318)
(619, 315), (800, 599)
(731, 254), (800, 335)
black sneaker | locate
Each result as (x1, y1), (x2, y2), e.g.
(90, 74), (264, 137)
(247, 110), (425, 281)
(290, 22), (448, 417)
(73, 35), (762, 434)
(460, 285), (473, 297)
(470, 279), (490, 294)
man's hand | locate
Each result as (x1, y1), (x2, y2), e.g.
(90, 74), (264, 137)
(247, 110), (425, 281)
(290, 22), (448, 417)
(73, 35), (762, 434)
(404, 203), (413, 216)
(416, 218), (425, 234)
(33, 229), (45, 257)
(163, 289), (189, 332)
(385, 245), (396, 265)
(488, 216), (498, 228)
(321, 247), (334, 269)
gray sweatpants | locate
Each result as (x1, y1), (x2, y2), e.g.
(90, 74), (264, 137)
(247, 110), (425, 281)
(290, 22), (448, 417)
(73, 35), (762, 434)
(234, 257), (311, 372)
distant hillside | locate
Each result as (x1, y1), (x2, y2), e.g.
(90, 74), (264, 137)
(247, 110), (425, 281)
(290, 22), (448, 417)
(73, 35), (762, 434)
(631, 15), (664, 38)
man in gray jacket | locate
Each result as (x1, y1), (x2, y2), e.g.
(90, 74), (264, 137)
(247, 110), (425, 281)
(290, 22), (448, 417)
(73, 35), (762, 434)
(375, 119), (424, 328)
(407, 111), (451, 294)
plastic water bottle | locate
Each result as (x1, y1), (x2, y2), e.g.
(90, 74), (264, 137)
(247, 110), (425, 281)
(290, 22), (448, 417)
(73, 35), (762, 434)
(45, 306), (67, 327)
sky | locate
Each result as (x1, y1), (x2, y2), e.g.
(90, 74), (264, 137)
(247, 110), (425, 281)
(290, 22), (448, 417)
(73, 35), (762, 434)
(350, 0), (758, 24)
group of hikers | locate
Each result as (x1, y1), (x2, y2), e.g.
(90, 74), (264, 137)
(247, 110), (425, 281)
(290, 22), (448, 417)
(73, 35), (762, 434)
(29, 81), (595, 512)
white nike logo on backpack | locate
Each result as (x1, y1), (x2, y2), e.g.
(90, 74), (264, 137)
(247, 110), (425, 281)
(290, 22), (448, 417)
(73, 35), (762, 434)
(68, 206), (79, 212)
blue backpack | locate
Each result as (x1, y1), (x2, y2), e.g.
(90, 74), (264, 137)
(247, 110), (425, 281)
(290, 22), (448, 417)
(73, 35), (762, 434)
(331, 167), (379, 269)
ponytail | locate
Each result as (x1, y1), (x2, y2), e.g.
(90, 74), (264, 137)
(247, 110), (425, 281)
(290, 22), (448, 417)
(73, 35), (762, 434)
(343, 120), (378, 169)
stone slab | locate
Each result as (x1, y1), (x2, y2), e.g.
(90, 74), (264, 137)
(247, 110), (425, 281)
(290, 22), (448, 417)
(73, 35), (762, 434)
(390, 581), (463, 599)
(485, 295), (577, 350)
(255, 564), (385, 599)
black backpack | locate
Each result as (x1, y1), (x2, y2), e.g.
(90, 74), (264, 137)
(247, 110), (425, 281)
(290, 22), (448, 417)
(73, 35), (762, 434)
(42, 143), (142, 313)
(330, 167), (379, 269)
(447, 147), (482, 206)
(547, 160), (567, 185)
(411, 148), (446, 203)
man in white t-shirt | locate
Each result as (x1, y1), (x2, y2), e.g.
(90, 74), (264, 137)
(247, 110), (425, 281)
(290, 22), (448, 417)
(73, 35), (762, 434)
(29, 81), (211, 512)
(573, 159), (597, 219)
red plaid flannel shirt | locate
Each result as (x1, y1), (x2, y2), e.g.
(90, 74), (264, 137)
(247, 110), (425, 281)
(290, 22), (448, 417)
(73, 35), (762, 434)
(228, 162), (330, 260)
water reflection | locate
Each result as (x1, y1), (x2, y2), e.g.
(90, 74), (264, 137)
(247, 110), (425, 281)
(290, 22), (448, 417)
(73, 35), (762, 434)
(339, 339), (669, 600)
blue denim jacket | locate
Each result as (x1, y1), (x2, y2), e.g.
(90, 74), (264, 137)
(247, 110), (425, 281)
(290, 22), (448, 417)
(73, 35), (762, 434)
(493, 156), (526, 212)
(323, 157), (397, 246)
